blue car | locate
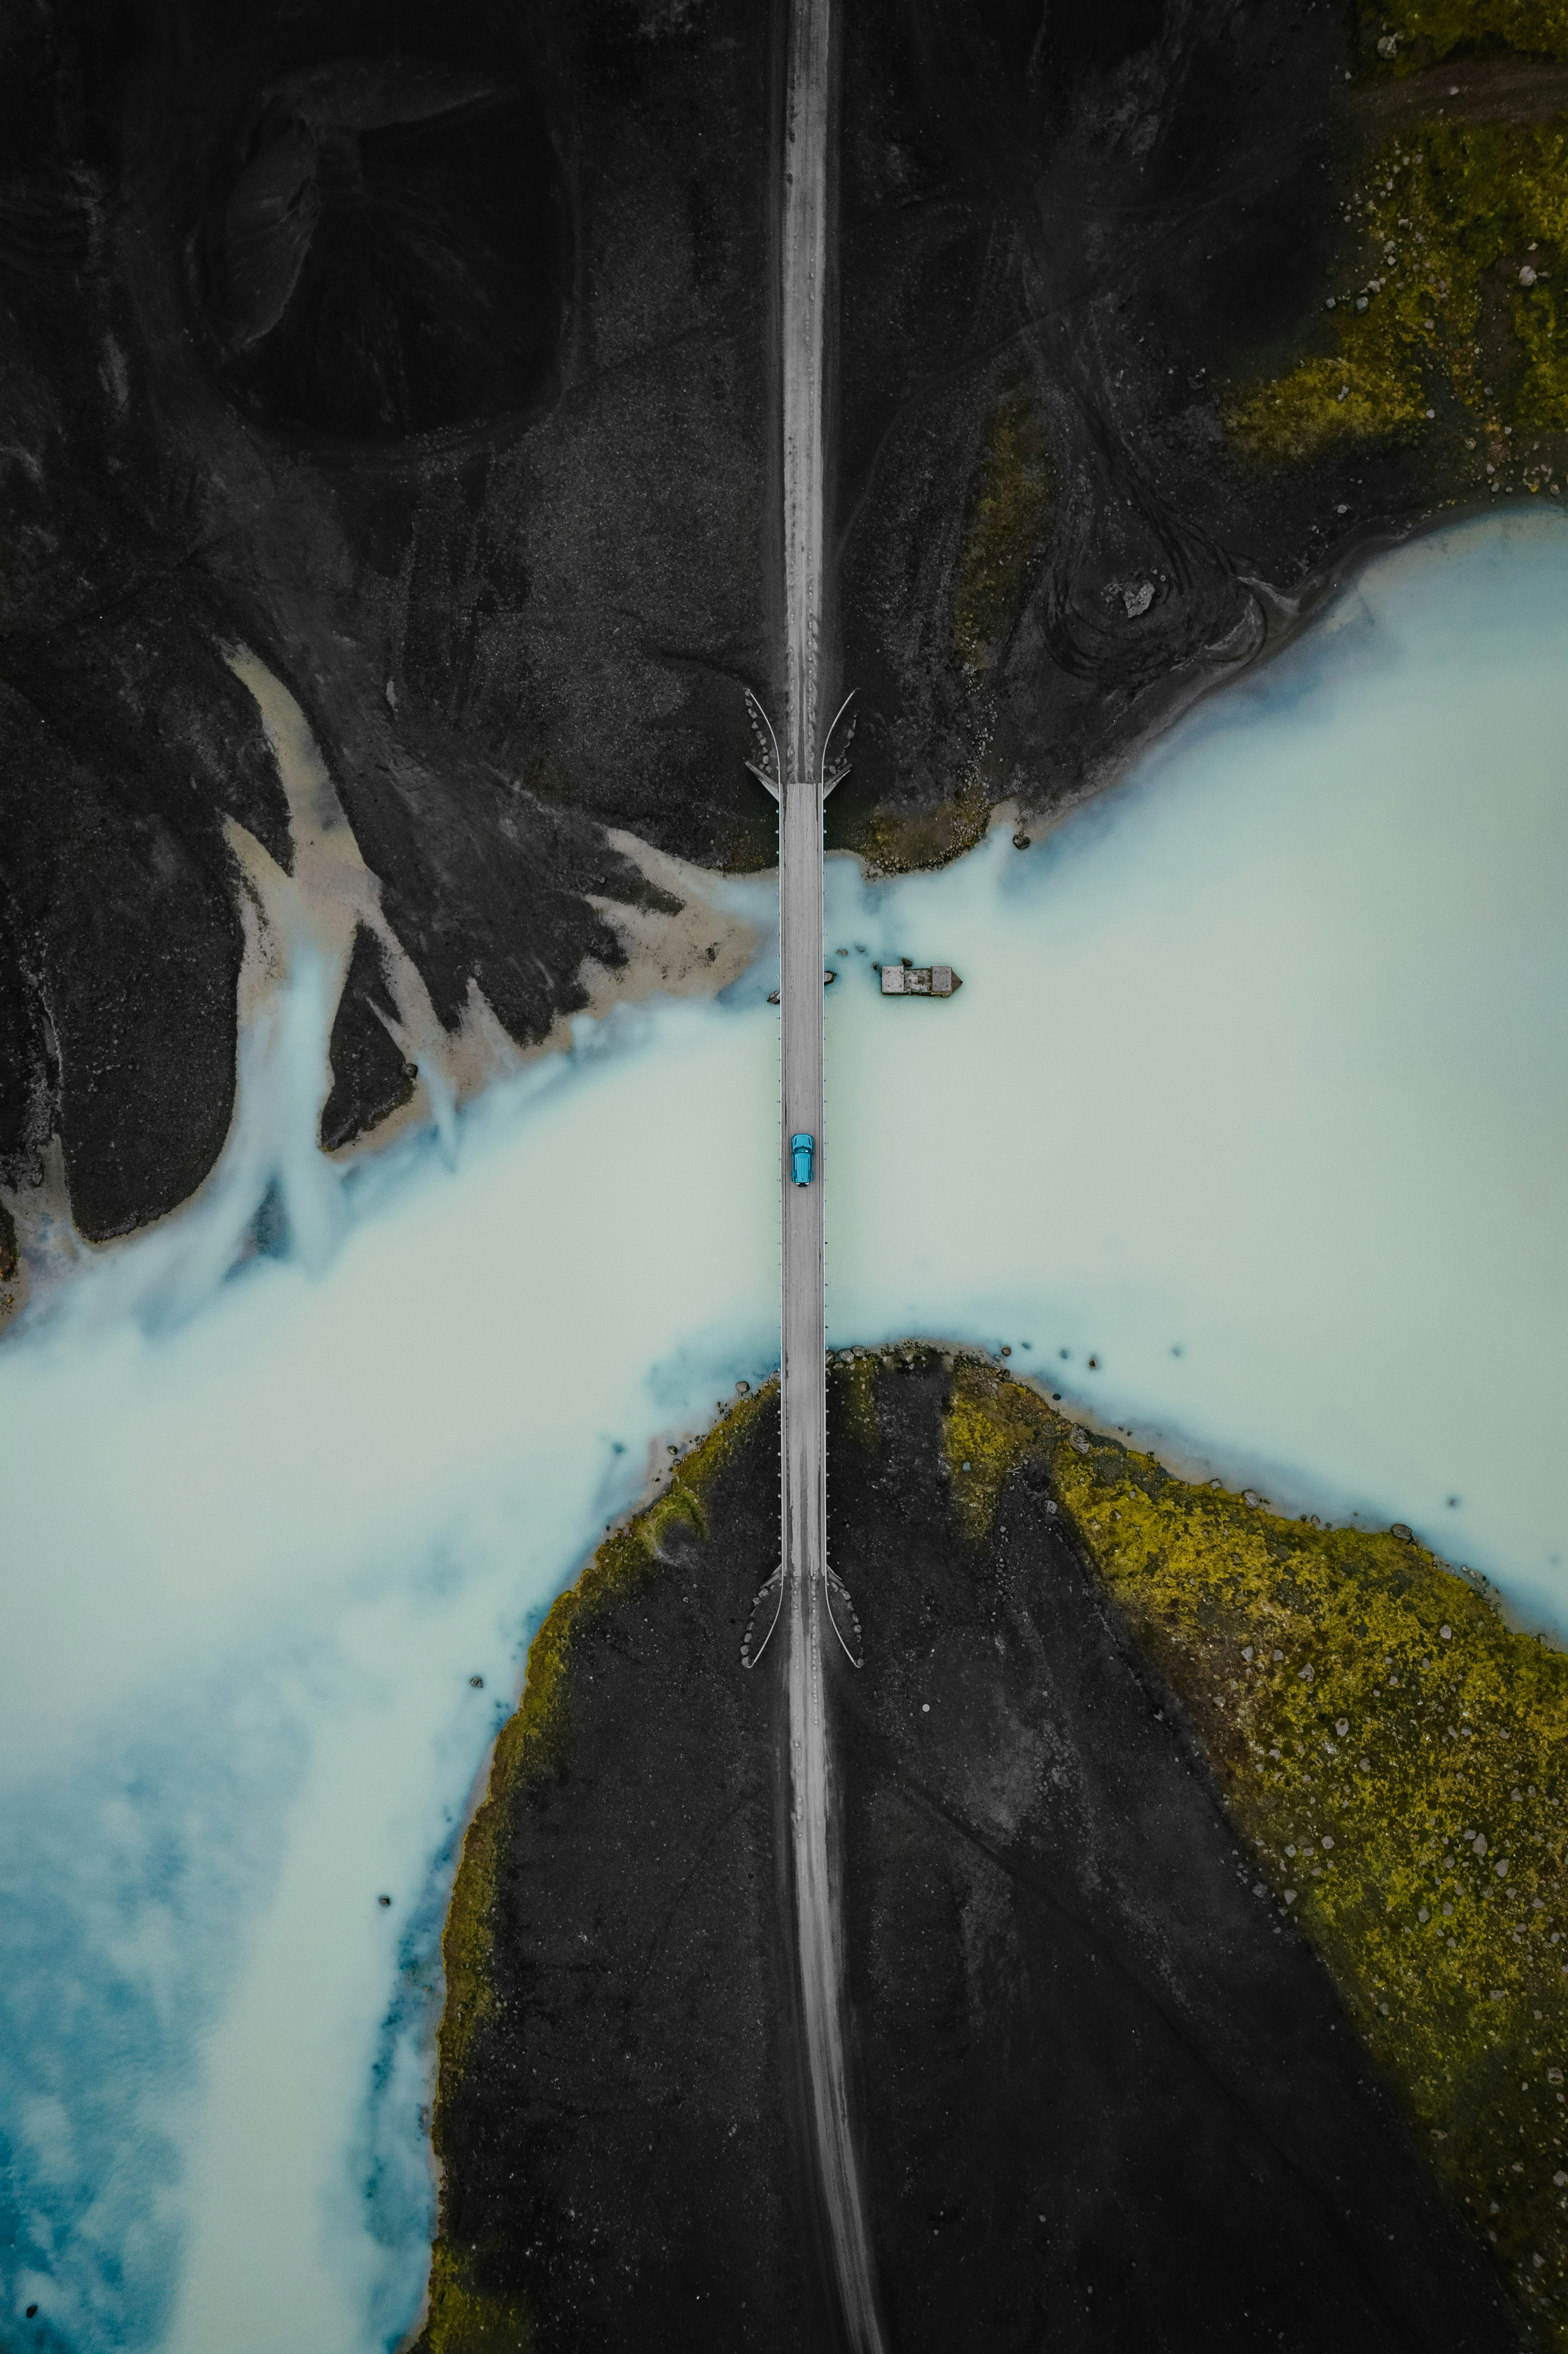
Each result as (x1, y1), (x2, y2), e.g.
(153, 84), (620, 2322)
(790, 1133), (815, 1186)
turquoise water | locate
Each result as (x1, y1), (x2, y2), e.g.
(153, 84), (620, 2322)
(0, 985), (780, 2354)
(0, 507), (1564, 2348)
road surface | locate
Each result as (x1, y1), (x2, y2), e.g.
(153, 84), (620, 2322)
(776, 0), (887, 2347)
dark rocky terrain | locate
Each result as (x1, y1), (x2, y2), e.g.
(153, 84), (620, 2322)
(420, 1367), (1525, 2352)
(7, 0), (1559, 1237)
(0, 0), (775, 1236)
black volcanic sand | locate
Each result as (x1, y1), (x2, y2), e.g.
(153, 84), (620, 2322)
(319, 925), (418, 1153)
(423, 1369), (1522, 2352)
(0, 0), (774, 1230)
(1, 0), (1534, 1236)
(831, 0), (1345, 838)
(423, 1393), (821, 2352)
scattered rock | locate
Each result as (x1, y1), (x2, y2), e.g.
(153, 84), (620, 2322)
(1391, 1523), (1413, 1541)
(1012, 831), (1031, 850)
(470, 1675), (484, 1688)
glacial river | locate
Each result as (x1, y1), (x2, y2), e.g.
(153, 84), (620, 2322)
(0, 507), (1564, 2350)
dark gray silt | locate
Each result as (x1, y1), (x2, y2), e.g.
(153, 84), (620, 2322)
(426, 1367), (1521, 2352)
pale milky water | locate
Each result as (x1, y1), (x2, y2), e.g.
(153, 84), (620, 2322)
(828, 508), (1568, 1621)
(0, 507), (1564, 2350)
(0, 977), (781, 2354)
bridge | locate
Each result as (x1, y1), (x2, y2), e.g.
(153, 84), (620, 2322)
(743, 0), (889, 2346)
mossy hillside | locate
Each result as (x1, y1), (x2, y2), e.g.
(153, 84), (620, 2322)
(434, 1383), (772, 2080)
(429, 1511), (679, 2090)
(940, 1358), (1568, 2347)
(837, 1348), (883, 1452)
(941, 1354), (1053, 1539)
(950, 388), (1056, 676)
(1358, 0), (1568, 69)
(418, 2242), (535, 2354)
(833, 777), (993, 879)
(1227, 118), (1568, 490)
(418, 1383), (775, 2354)
(825, 388), (1051, 880)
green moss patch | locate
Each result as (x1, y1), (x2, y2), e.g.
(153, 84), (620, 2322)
(941, 1358), (1045, 1538)
(951, 388), (1055, 674)
(833, 1350), (883, 1452)
(418, 2243), (534, 2354)
(836, 778), (992, 878)
(1359, 0), (1568, 72)
(1227, 118), (1568, 491)
(940, 1361), (1568, 2344)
